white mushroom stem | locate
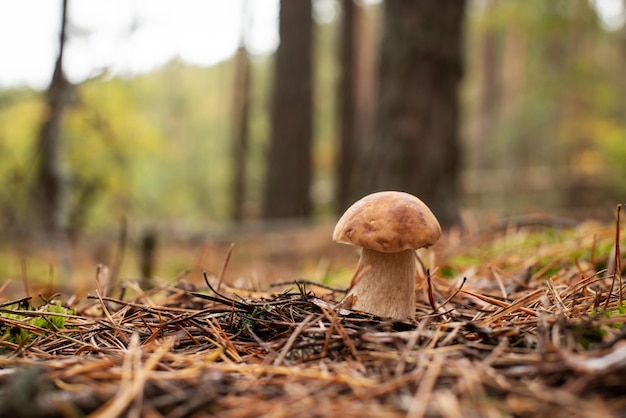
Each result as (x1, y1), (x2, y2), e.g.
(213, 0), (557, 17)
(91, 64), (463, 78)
(345, 248), (417, 319)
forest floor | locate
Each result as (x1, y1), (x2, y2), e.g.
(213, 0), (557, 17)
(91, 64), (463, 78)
(0, 210), (625, 417)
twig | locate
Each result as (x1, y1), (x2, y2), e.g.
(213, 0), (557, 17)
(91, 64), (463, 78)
(461, 289), (538, 318)
(489, 266), (508, 300)
(273, 314), (317, 366)
(217, 242), (235, 292)
(475, 289), (543, 327)
(269, 279), (347, 293)
(437, 277), (467, 311)
(110, 215), (127, 290)
(616, 204), (623, 306)
(20, 258), (29, 297)
(426, 269), (437, 312)
(193, 271), (250, 311)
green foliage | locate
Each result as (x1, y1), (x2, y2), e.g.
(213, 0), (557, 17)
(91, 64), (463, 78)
(440, 254), (482, 278)
(570, 319), (606, 350)
(599, 130), (626, 194)
(464, 0), (626, 212)
(65, 77), (169, 230)
(0, 302), (72, 348)
(0, 6), (625, 236)
(0, 90), (43, 227)
(436, 222), (623, 285)
(242, 304), (273, 329)
(592, 302), (626, 329)
(0, 59), (249, 235)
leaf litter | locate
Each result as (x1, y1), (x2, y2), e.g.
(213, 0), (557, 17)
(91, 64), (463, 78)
(0, 209), (625, 417)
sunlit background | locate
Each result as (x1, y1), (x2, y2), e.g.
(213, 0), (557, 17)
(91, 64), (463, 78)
(1, 1), (623, 87)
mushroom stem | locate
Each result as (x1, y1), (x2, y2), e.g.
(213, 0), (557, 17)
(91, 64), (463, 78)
(345, 248), (417, 319)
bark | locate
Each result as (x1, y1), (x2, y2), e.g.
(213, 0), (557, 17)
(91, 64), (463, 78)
(353, 3), (380, 151)
(474, 0), (499, 167)
(230, 44), (251, 221)
(353, 0), (466, 226)
(262, 0), (314, 219)
(35, 0), (72, 236)
(139, 228), (158, 289)
(335, 0), (358, 212)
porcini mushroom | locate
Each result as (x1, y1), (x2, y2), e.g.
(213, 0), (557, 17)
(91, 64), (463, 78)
(333, 191), (441, 319)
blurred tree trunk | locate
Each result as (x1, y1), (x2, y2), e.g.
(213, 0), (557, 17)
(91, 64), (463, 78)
(262, 0), (314, 219)
(35, 0), (72, 236)
(354, 3), (380, 141)
(230, 0), (251, 222)
(139, 228), (158, 289)
(334, 0), (358, 213)
(352, 0), (465, 226)
(475, 0), (498, 168)
(616, 0), (626, 208)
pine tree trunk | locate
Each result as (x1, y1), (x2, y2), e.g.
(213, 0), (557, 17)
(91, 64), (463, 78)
(230, 44), (251, 221)
(353, 0), (465, 226)
(475, 0), (498, 165)
(262, 0), (314, 220)
(232, 46), (250, 222)
(335, 0), (357, 213)
(33, 0), (74, 283)
(35, 0), (72, 236)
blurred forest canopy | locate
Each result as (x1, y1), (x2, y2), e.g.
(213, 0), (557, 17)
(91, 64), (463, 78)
(1, 0), (625, 243)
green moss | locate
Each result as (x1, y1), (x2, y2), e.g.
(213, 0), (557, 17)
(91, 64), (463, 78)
(0, 302), (73, 349)
(593, 302), (626, 328)
(573, 324), (606, 350)
(439, 265), (457, 278)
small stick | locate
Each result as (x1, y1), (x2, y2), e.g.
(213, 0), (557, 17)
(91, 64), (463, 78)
(0, 280), (11, 299)
(197, 271), (250, 310)
(414, 251), (427, 277)
(110, 215), (127, 289)
(320, 305), (361, 362)
(415, 251), (437, 312)
(478, 288), (543, 326)
(217, 242), (235, 292)
(94, 269), (120, 340)
(437, 277), (467, 311)
(273, 313), (316, 366)
(605, 204), (623, 309)
(269, 280), (347, 294)
(461, 289), (538, 318)
(426, 269), (437, 312)
(0, 296), (32, 309)
(489, 266), (508, 300)
(20, 258), (29, 297)
(616, 204), (623, 305)
(48, 263), (55, 294)
(590, 233), (597, 270)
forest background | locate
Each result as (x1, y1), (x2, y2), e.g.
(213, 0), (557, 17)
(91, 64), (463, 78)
(1, 0), (626, 290)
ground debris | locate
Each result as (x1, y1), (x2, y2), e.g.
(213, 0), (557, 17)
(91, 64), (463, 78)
(1, 221), (626, 417)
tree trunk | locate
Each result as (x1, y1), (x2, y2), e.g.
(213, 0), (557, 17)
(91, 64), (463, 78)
(261, 0), (314, 220)
(352, 0), (466, 226)
(230, 1), (252, 222)
(335, 0), (358, 213)
(35, 0), (72, 236)
(475, 0), (499, 168)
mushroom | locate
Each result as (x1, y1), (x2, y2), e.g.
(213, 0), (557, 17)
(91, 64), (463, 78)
(333, 191), (441, 319)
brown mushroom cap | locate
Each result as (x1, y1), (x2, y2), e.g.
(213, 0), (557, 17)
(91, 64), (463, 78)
(333, 191), (442, 253)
